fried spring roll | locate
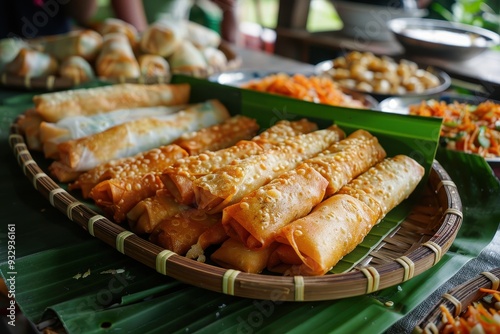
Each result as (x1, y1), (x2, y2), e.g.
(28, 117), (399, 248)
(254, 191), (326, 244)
(185, 222), (229, 262)
(58, 56), (95, 84)
(172, 115), (260, 155)
(160, 140), (264, 205)
(97, 18), (139, 47)
(138, 54), (170, 77)
(127, 189), (191, 234)
(193, 125), (345, 213)
(4, 48), (58, 77)
(222, 166), (328, 250)
(68, 144), (188, 196)
(251, 119), (318, 149)
(33, 83), (190, 123)
(89, 173), (164, 223)
(168, 40), (207, 74)
(211, 238), (278, 274)
(140, 19), (184, 57)
(267, 155), (425, 276)
(57, 100), (230, 171)
(299, 129), (387, 197)
(95, 33), (140, 79)
(16, 109), (44, 151)
(149, 209), (221, 255)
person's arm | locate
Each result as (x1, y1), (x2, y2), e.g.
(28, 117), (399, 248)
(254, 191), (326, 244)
(64, 0), (98, 26)
(211, 0), (240, 44)
(110, 0), (149, 32)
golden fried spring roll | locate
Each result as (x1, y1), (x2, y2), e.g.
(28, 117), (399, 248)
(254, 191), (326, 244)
(211, 238), (278, 274)
(251, 119), (318, 149)
(268, 155), (425, 276)
(4, 48), (58, 77)
(138, 54), (170, 77)
(160, 140), (264, 205)
(89, 173), (164, 223)
(149, 209), (221, 255)
(16, 109), (44, 151)
(58, 56), (95, 84)
(299, 129), (386, 197)
(49, 161), (83, 183)
(140, 19), (184, 57)
(37, 29), (103, 61)
(222, 166), (328, 250)
(67, 144), (188, 196)
(95, 33), (140, 79)
(39, 105), (186, 159)
(33, 83), (190, 123)
(185, 20), (221, 48)
(337, 154), (426, 219)
(0, 38), (29, 71)
(127, 189), (191, 234)
(193, 125), (345, 213)
(57, 100), (230, 171)
(172, 115), (260, 155)
(97, 18), (139, 47)
(185, 222), (229, 262)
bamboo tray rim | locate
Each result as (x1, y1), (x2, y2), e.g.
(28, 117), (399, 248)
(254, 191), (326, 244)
(414, 267), (500, 333)
(8, 117), (463, 302)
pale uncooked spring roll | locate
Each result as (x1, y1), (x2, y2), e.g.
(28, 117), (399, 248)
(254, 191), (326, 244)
(185, 20), (221, 48)
(172, 115), (260, 155)
(4, 48), (58, 77)
(127, 189), (191, 234)
(58, 56), (95, 84)
(37, 29), (103, 61)
(149, 209), (221, 255)
(33, 83), (190, 123)
(39, 104), (186, 159)
(222, 166), (328, 250)
(68, 144), (188, 197)
(193, 125), (345, 213)
(267, 155), (425, 276)
(138, 54), (170, 77)
(95, 33), (140, 79)
(57, 99), (230, 171)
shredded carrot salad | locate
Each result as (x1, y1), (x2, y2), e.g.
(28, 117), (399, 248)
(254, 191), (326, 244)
(409, 99), (500, 158)
(439, 288), (500, 334)
(242, 73), (366, 109)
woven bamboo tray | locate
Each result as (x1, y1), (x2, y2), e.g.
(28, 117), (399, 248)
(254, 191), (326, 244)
(8, 118), (463, 302)
(413, 267), (500, 333)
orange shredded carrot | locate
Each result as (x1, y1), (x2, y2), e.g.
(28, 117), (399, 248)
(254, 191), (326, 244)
(243, 73), (366, 109)
(409, 99), (500, 158)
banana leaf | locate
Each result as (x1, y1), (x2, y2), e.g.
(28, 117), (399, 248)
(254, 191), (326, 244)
(1, 77), (499, 334)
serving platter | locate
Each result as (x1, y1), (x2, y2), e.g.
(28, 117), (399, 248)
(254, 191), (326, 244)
(7, 76), (462, 301)
(414, 267), (500, 333)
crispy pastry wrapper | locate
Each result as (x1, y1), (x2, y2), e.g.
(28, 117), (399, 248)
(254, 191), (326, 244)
(16, 109), (44, 151)
(4, 48), (58, 77)
(268, 155), (425, 276)
(57, 99), (230, 171)
(140, 19), (185, 57)
(95, 32), (140, 79)
(268, 194), (379, 276)
(222, 166), (328, 251)
(300, 129), (387, 197)
(185, 20), (221, 48)
(127, 189), (191, 234)
(149, 209), (221, 256)
(211, 238), (278, 274)
(168, 40), (208, 74)
(39, 105), (186, 160)
(36, 29), (103, 61)
(68, 144), (188, 197)
(138, 54), (170, 77)
(89, 173), (164, 223)
(172, 115), (260, 155)
(49, 161), (83, 183)
(193, 125), (345, 213)
(160, 140), (264, 205)
(251, 119), (318, 149)
(33, 83), (190, 123)
(58, 56), (95, 84)
(97, 18), (139, 47)
(0, 38), (29, 71)
(185, 222), (229, 262)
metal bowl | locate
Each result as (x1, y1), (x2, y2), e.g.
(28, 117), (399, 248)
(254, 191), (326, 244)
(388, 18), (500, 61)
